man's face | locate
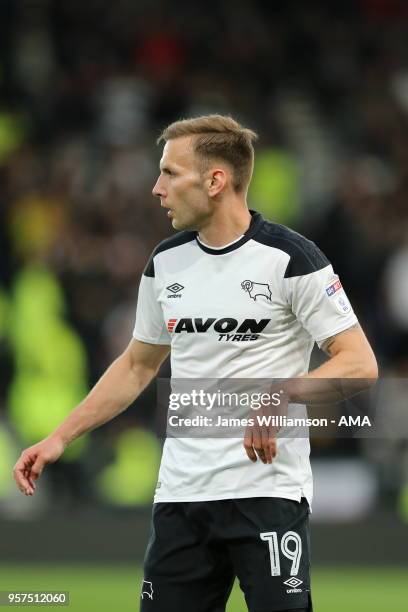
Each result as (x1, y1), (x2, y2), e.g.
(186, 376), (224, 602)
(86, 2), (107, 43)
(152, 136), (212, 231)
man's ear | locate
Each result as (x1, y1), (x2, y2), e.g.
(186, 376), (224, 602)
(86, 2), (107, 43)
(206, 169), (227, 197)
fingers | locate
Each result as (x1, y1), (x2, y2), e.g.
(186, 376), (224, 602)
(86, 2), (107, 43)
(13, 454), (37, 496)
(243, 386), (287, 464)
(23, 467), (36, 490)
(13, 448), (47, 496)
(261, 426), (271, 463)
(253, 428), (269, 464)
(30, 456), (46, 481)
(13, 437), (64, 497)
(244, 424), (277, 464)
(244, 428), (257, 462)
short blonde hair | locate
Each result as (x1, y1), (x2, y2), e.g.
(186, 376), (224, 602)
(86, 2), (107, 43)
(157, 114), (258, 193)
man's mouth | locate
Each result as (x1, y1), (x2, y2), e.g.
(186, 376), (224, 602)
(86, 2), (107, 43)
(161, 204), (174, 217)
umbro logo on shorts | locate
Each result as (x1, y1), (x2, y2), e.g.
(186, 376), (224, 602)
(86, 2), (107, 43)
(283, 577), (303, 593)
(284, 577), (303, 588)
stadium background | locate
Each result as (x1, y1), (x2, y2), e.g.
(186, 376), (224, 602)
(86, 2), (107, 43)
(0, 0), (407, 610)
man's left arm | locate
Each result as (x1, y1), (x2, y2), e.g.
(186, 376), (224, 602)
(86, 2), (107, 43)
(244, 242), (378, 463)
(286, 323), (378, 404)
(244, 324), (378, 464)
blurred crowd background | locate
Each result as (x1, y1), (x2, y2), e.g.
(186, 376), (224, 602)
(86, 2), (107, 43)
(1, 0), (408, 523)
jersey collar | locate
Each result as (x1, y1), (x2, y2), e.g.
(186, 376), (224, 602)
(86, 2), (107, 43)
(195, 210), (264, 255)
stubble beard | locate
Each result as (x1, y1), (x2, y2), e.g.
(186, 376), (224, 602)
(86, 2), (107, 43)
(171, 210), (205, 232)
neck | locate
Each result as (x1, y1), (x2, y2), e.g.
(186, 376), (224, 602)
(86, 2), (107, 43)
(198, 199), (251, 248)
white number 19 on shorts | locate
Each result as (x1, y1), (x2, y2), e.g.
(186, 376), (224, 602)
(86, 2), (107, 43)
(260, 531), (302, 577)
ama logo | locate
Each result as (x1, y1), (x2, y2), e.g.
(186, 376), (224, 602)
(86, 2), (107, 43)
(141, 579), (153, 600)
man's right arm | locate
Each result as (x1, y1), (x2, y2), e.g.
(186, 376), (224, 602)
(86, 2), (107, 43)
(13, 339), (170, 496)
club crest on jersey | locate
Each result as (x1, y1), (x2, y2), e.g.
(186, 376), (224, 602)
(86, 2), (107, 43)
(166, 317), (270, 341)
(325, 279), (342, 296)
(241, 280), (272, 302)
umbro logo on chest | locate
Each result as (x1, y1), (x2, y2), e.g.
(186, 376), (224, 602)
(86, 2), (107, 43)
(166, 282), (184, 298)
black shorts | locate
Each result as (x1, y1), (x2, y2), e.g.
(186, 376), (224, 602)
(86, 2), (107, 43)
(140, 497), (312, 612)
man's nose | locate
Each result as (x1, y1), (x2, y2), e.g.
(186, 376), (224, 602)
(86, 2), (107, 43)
(152, 177), (165, 198)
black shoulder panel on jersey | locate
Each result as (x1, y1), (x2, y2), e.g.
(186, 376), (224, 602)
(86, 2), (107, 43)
(143, 231), (196, 277)
(253, 220), (330, 278)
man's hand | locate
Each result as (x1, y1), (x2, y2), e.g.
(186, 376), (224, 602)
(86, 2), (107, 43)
(12, 339), (170, 497)
(13, 435), (66, 496)
(243, 417), (277, 464)
(243, 389), (288, 464)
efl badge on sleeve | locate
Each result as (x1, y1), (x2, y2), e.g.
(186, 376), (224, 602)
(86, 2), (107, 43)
(325, 279), (342, 296)
(326, 278), (351, 314)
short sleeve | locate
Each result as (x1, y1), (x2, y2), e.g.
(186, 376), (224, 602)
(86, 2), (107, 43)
(284, 261), (358, 349)
(133, 272), (171, 346)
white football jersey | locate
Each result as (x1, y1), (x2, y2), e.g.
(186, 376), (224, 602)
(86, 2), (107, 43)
(133, 211), (358, 504)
